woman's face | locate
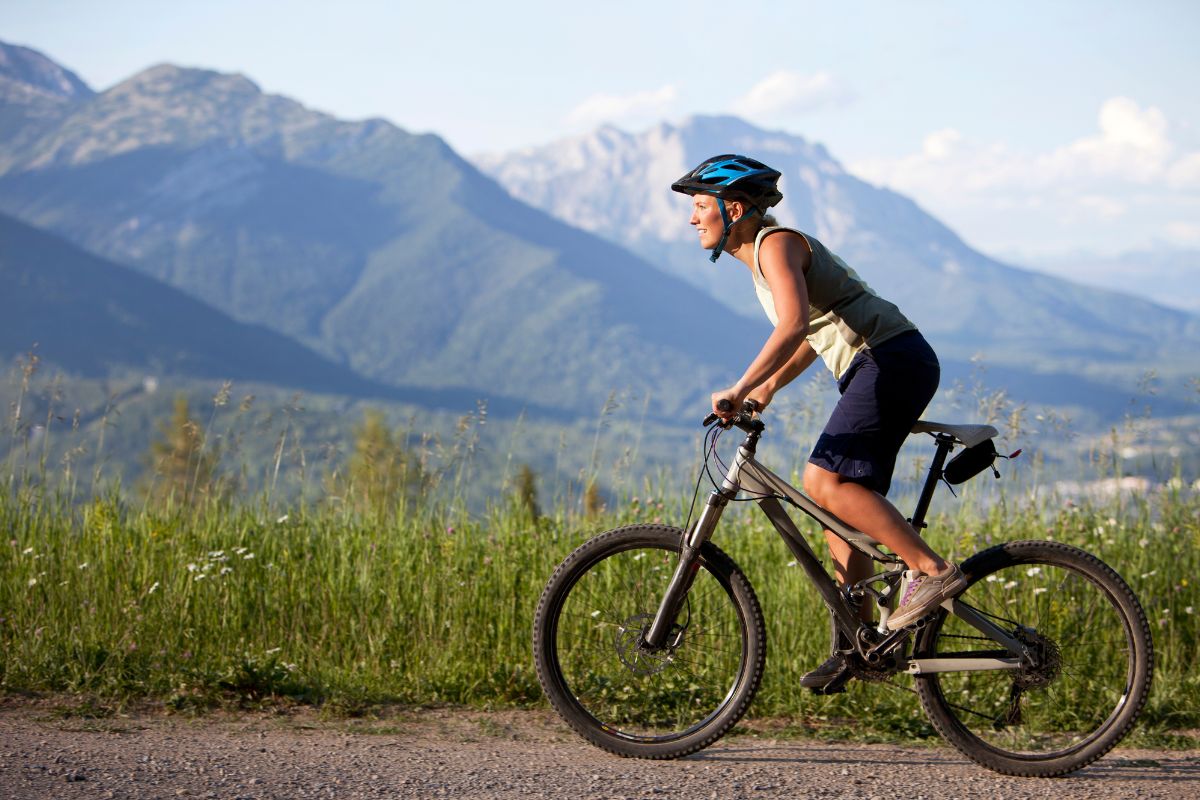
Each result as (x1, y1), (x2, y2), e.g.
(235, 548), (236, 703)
(689, 194), (726, 250)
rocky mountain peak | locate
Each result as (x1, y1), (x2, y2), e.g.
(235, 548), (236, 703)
(0, 41), (93, 105)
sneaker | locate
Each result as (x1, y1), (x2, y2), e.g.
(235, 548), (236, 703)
(799, 654), (850, 692)
(886, 564), (967, 630)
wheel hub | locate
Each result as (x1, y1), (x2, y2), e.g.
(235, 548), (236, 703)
(613, 613), (681, 676)
(1013, 628), (1062, 690)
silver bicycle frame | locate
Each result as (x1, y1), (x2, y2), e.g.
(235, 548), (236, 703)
(671, 439), (1030, 675)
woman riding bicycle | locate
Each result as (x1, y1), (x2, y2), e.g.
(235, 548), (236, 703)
(672, 154), (966, 690)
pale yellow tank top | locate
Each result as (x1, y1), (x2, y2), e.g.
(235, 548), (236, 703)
(751, 227), (915, 379)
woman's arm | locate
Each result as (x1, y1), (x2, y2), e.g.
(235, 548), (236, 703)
(747, 339), (819, 411)
(712, 232), (811, 416)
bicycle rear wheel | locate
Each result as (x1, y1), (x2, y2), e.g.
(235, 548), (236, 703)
(533, 525), (765, 759)
(914, 540), (1153, 777)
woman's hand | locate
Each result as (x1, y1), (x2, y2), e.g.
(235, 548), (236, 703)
(711, 386), (748, 421)
(747, 384), (776, 413)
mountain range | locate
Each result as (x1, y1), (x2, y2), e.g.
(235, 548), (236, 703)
(2, 40), (1197, 431)
(474, 118), (1200, 397)
(0, 42), (766, 420)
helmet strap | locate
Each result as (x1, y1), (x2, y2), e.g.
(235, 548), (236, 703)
(709, 198), (761, 262)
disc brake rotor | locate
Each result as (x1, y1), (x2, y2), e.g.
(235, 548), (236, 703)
(614, 613), (678, 676)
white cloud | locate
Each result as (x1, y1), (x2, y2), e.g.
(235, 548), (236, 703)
(848, 97), (1200, 255)
(732, 70), (854, 118)
(565, 85), (678, 128)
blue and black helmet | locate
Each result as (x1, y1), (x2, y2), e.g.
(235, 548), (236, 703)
(671, 154), (783, 210)
(672, 154), (783, 261)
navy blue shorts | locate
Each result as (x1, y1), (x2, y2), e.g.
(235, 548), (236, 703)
(808, 330), (939, 496)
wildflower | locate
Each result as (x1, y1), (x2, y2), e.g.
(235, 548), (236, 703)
(148, 582), (160, 595)
(1185, 607), (1194, 615)
(194, 574), (207, 582)
(78, 562), (89, 570)
(446, 526), (455, 535)
(187, 563), (199, 572)
(234, 547), (248, 555)
(786, 560), (798, 567)
(1033, 587), (1048, 595)
(27, 578), (37, 587)
(1025, 567), (1041, 577)
(1003, 580), (1018, 590)
(277, 514), (289, 524)
(632, 553), (645, 561)
(266, 647), (282, 655)
(590, 610), (601, 618)
(207, 550), (226, 561)
(1139, 538), (1150, 548)
(220, 567), (232, 575)
(1141, 570), (1157, 579)
(243, 553), (255, 560)
(23, 547), (34, 555)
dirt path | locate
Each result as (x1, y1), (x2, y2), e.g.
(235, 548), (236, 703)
(1, 705), (1196, 799)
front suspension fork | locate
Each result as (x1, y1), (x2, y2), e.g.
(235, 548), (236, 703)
(643, 492), (729, 648)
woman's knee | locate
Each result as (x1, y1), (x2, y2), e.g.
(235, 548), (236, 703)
(803, 463), (837, 504)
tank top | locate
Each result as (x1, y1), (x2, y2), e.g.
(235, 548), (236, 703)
(751, 226), (915, 380)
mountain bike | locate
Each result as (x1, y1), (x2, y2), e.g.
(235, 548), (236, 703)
(532, 401), (1153, 777)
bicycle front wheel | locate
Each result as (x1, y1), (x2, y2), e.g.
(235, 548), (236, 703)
(533, 525), (765, 759)
(914, 540), (1153, 777)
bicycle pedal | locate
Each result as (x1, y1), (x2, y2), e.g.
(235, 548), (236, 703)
(807, 668), (852, 695)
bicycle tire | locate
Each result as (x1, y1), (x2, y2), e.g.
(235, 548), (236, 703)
(533, 524), (766, 759)
(914, 540), (1153, 777)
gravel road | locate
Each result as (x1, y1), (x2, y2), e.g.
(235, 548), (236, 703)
(1, 704), (1196, 799)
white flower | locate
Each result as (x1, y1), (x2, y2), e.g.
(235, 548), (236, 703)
(1025, 567), (1041, 577)
(277, 514), (289, 524)
(243, 553), (255, 560)
(1033, 587), (1048, 595)
(1186, 607), (1194, 615)
(266, 647), (282, 655)
(78, 562), (89, 570)
(220, 567), (233, 575)
(27, 577), (37, 587)
(194, 574), (207, 582)
(590, 610), (601, 618)
(148, 582), (160, 594)
(1142, 570), (1158, 579)
(187, 563), (199, 573)
(1003, 580), (1018, 590)
(22, 547), (33, 555)
(632, 553), (645, 561)
(787, 560), (798, 567)
(986, 575), (1000, 582)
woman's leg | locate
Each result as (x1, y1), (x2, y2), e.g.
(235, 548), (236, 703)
(805, 463), (948, 576)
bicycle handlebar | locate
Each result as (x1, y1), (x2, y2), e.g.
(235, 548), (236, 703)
(702, 398), (763, 430)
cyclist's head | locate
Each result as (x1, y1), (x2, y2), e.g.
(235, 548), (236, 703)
(672, 154), (783, 211)
(672, 155), (783, 262)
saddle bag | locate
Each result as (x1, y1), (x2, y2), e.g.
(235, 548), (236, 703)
(943, 439), (1000, 485)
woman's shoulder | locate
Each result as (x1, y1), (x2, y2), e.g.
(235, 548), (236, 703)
(757, 227), (812, 273)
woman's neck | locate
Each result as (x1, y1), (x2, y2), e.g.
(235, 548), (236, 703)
(725, 224), (765, 269)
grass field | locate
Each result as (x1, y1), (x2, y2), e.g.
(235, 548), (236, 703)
(2, 469), (1197, 744)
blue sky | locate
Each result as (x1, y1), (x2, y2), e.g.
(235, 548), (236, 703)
(5, 0), (1200, 269)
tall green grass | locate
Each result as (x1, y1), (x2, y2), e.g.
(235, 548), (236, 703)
(2, 477), (1196, 739)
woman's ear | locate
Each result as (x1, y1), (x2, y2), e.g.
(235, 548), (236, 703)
(726, 199), (744, 223)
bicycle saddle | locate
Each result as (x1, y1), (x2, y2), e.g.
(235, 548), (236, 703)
(911, 421), (998, 448)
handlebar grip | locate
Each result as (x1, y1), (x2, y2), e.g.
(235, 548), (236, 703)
(717, 399), (733, 413)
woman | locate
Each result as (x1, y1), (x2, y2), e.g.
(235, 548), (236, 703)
(671, 154), (965, 690)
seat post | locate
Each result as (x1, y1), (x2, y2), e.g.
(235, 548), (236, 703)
(909, 434), (956, 531)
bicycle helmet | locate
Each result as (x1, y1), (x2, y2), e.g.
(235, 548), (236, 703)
(672, 155), (783, 261)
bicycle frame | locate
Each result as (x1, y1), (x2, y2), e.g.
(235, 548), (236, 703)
(645, 425), (1033, 675)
